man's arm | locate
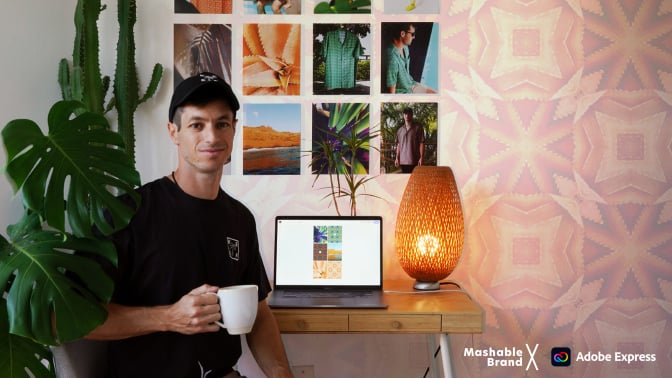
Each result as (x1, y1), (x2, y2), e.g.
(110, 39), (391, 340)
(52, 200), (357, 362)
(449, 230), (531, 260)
(85, 284), (221, 340)
(418, 142), (425, 166)
(246, 301), (293, 377)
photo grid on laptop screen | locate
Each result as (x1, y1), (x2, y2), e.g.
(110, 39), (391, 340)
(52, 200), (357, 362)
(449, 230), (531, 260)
(274, 217), (382, 287)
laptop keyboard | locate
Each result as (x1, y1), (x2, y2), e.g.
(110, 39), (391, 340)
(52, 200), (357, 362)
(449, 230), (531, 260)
(283, 291), (373, 298)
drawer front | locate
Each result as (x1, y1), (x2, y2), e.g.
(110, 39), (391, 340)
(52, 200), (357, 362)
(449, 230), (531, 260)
(274, 314), (348, 332)
(349, 314), (441, 332)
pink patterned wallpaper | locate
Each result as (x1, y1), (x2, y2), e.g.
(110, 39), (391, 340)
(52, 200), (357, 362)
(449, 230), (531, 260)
(442, 1), (672, 376)
(226, 1), (672, 376)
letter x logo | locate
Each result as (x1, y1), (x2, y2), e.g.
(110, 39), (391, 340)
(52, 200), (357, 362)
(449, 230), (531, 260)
(526, 344), (539, 371)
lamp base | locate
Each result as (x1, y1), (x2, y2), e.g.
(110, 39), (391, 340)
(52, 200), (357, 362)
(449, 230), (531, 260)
(413, 280), (440, 291)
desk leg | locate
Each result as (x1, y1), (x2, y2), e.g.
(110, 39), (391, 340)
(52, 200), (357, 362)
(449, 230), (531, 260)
(426, 335), (439, 378)
(439, 334), (453, 378)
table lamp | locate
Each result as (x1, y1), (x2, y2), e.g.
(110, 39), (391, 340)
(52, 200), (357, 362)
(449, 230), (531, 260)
(395, 166), (465, 290)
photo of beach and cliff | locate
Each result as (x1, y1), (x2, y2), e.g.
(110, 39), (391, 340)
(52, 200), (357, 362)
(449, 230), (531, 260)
(243, 103), (302, 175)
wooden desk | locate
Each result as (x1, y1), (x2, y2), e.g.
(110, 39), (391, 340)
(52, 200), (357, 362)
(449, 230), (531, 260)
(270, 280), (483, 377)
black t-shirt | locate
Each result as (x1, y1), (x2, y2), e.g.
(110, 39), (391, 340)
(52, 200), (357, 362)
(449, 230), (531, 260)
(107, 177), (271, 378)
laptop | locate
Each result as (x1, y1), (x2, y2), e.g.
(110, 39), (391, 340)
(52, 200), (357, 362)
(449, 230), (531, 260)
(267, 215), (387, 309)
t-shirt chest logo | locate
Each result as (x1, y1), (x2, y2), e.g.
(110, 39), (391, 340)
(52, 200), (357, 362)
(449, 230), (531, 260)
(226, 237), (240, 261)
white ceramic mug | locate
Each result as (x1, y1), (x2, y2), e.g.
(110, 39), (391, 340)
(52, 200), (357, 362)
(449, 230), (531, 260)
(215, 284), (258, 334)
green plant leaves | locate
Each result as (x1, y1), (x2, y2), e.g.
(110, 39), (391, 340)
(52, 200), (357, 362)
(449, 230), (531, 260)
(0, 100), (137, 345)
(0, 212), (116, 345)
(310, 103), (380, 215)
(2, 100), (140, 239)
(314, 0), (371, 13)
(0, 301), (55, 377)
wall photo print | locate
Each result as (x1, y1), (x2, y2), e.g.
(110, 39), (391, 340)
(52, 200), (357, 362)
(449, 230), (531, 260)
(313, 24), (371, 95)
(174, 0), (232, 14)
(311, 103), (371, 175)
(174, 23), (232, 87)
(380, 102), (437, 174)
(314, 0), (370, 14)
(243, 0), (301, 15)
(383, 0), (439, 14)
(243, 103), (301, 175)
(381, 22), (439, 94)
(243, 23), (301, 95)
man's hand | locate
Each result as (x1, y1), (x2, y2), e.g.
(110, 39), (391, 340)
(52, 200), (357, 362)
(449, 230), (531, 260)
(166, 284), (221, 335)
(86, 284), (221, 340)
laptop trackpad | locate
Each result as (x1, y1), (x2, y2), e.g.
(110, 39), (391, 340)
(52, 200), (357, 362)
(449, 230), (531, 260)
(308, 297), (350, 307)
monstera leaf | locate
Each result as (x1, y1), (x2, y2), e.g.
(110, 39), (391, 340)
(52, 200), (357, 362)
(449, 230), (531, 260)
(0, 297), (55, 377)
(0, 212), (116, 345)
(2, 100), (140, 238)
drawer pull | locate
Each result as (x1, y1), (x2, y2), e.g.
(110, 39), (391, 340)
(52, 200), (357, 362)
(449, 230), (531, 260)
(297, 320), (307, 330)
(391, 321), (402, 329)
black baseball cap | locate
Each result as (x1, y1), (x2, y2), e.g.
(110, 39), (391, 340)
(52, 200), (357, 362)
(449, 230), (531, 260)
(169, 72), (240, 121)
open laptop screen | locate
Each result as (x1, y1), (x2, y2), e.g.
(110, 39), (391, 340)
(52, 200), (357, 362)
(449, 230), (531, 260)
(273, 216), (383, 288)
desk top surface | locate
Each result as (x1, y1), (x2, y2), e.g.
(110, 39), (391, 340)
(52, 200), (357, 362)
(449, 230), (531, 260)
(270, 279), (483, 333)
(271, 280), (480, 312)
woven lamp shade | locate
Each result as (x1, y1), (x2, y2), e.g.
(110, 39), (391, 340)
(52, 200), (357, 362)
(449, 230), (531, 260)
(395, 166), (465, 289)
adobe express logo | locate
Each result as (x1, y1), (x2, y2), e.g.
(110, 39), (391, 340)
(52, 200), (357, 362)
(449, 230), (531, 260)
(552, 347), (571, 367)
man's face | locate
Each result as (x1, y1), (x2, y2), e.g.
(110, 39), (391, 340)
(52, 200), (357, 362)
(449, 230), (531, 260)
(404, 112), (413, 122)
(401, 25), (416, 46)
(168, 98), (237, 175)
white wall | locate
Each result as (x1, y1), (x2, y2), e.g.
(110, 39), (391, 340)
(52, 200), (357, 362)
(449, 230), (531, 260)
(1, 1), (75, 231)
(0, 0), (176, 231)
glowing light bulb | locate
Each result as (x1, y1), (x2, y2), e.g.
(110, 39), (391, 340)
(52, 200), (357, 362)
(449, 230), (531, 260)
(417, 234), (439, 256)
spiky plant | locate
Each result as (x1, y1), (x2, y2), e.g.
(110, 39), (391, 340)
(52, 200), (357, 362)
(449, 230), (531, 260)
(310, 103), (381, 215)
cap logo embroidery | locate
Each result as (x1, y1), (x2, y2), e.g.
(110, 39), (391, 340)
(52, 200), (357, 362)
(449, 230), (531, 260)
(200, 73), (219, 82)
(226, 237), (240, 261)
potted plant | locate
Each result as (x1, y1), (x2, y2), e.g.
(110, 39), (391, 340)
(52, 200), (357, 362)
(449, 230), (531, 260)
(0, 0), (162, 376)
(309, 102), (381, 216)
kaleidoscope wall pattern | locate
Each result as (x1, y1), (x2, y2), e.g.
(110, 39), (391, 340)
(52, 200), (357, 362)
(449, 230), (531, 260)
(439, 1), (672, 377)
(210, 0), (672, 376)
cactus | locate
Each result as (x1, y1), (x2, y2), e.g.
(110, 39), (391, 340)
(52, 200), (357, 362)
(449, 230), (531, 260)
(58, 0), (163, 163)
(58, 0), (108, 114)
(114, 0), (162, 164)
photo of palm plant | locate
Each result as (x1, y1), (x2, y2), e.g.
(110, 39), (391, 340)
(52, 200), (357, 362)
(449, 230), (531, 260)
(310, 102), (376, 215)
(311, 102), (371, 175)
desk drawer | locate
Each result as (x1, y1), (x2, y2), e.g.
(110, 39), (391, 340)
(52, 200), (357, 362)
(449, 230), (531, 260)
(349, 314), (441, 332)
(274, 314), (348, 332)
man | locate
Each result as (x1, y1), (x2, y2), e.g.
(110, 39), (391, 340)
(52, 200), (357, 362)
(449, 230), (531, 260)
(383, 23), (436, 94)
(86, 72), (293, 378)
(395, 108), (425, 173)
